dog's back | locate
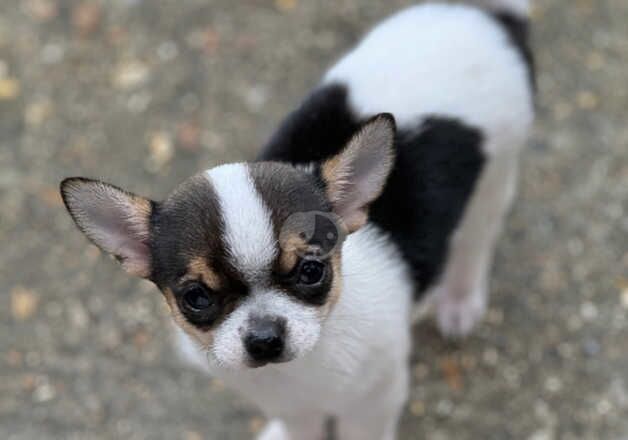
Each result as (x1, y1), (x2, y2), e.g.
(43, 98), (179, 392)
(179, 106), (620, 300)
(260, 1), (534, 337)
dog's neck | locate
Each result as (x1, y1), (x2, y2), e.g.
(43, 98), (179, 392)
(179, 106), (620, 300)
(173, 224), (414, 413)
(319, 224), (413, 356)
(254, 224), (414, 378)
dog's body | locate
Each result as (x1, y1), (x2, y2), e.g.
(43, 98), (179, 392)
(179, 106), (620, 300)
(61, 2), (534, 439)
(178, 3), (534, 439)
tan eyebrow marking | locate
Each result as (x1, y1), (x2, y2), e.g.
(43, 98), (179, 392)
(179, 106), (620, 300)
(279, 231), (334, 274)
(327, 253), (342, 308)
(186, 256), (222, 290)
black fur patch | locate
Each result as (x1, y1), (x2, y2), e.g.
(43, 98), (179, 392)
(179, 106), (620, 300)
(260, 84), (486, 298)
(249, 162), (331, 236)
(257, 84), (360, 163)
(149, 175), (248, 326)
(249, 162), (335, 305)
(491, 11), (536, 91)
(149, 175), (226, 286)
(370, 117), (485, 292)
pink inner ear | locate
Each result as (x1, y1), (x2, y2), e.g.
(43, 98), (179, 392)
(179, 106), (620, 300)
(328, 117), (395, 231)
(86, 197), (151, 277)
(118, 245), (151, 277)
(64, 180), (152, 278)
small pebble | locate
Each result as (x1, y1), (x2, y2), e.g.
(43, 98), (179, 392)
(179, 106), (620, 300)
(544, 376), (563, 393)
(580, 301), (598, 321)
(146, 131), (174, 172)
(528, 429), (554, 440)
(157, 41), (179, 61)
(275, 0), (297, 12)
(113, 60), (149, 90)
(596, 399), (613, 415)
(176, 121), (201, 151)
(243, 85), (269, 113)
(25, 0), (58, 22)
(11, 286), (39, 320)
(435, 399), (453, 417)
(6, 350), (23, 367)
(410, 400), (425, 416)
(25, 100), (53, 127)
(483, 348), (499, 366)
(72, 2), (102, 37)
(0, 78), (20, 100)
(184, 432), (202, 440)
(203, 28), (220, 55)
(68, 302), (89, 330)
(576, 91), (599, 110)
(33, 376), (56, 403)
(127, 92), (151, 113)
(41, 43), (65, 64)
(620, 287), (628, 309)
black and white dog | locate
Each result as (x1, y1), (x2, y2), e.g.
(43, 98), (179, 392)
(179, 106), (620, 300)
(61, 1), (534, 438)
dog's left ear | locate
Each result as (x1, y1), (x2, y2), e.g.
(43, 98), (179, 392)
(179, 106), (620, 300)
(320, 113), (395, 232)
(60, 177), (154, 278)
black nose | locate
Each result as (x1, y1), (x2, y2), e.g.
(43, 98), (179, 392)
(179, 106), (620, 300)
(244, 317), (286, 363)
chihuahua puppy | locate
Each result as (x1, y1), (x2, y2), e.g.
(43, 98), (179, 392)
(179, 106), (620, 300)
(61, 1), (534, 439)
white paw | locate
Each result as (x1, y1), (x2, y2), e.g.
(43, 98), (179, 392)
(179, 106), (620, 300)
(436, 286), (487, 338)
(256, 419), (289, 440)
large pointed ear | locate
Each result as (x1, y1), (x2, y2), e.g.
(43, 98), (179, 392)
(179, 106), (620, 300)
(320, 113), (396, 232)
(60, 177), (154, 278)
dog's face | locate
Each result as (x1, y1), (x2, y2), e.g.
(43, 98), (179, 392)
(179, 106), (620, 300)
(60, 115), (395, 369)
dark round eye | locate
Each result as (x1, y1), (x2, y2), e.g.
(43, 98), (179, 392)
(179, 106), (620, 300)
(182, 284), (213, 312)
(297, 260), (325, 286)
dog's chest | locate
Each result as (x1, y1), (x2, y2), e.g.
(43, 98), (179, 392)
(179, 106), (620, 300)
(176, 226), (414, 413)
(211, 322), (410, 415)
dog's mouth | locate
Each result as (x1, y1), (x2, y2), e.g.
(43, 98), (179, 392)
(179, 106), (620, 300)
(245, 354), (296, 369)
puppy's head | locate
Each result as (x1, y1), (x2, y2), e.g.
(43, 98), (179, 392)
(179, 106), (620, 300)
(60, 114), (395, 369)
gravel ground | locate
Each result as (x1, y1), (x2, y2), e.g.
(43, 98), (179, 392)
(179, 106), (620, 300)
(1, 1), (627, 439)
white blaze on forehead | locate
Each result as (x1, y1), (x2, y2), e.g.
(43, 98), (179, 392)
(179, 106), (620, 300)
(205, 164), (276, 281)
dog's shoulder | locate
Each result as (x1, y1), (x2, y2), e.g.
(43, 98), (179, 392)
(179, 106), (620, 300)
(258, 83), (358, 164)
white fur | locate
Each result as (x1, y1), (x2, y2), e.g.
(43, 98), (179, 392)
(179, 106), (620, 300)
(211, 289), (322, 369)
(324, 2), (534, 155)
(205, 164), (277, 282)
(176, 225), (413, 439)
(431, 150), (520, 336)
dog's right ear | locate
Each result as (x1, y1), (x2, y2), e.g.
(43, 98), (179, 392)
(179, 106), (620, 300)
(320, 114), (396, 232)
(60, 177), (154, 278)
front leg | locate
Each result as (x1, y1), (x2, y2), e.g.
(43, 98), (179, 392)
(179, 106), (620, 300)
(256, 413), (326, 440)
(336, 365), (409, 440)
